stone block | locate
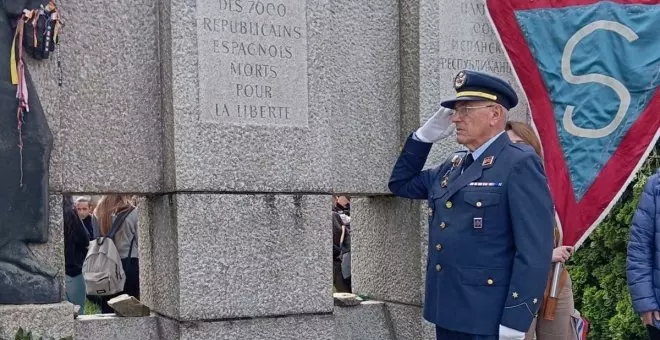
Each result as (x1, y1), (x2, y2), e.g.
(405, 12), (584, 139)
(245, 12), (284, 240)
(144, 193), (332, 321)
(28, 0), (163, 193)
(159, 0), (332, 193)
(386, 302), (423, 340)
(179, 314), (334, 340)
(74, 314), (158, 340)
(351, 197), (422, 305)
(155, 315), (181, 340)
(108, 294), (151, 317)
(334, 301), (395, 340)
(0, 302), (73, 340)
(323, 0), (402, 194)
(333, 293), (361, 307)
(139, 196), (180, 319)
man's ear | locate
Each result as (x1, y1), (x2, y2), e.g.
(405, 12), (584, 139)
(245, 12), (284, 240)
(490, 104), (503, 126)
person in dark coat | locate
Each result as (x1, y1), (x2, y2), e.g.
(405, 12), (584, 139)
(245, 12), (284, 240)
(63, 196), (90, 314)
(332, 196), (351, 293)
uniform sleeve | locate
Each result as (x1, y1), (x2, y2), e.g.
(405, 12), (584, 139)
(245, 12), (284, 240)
(627, 173), (659, 314)
(388, 133), (434, 199)
(500, 154), (554, 332)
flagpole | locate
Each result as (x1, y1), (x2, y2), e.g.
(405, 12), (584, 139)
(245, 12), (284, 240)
(544, 229), (563, 320)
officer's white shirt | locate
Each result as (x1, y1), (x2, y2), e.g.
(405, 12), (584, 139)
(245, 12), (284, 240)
(468, 130), (505, 160)
(462, 130), (505, 173)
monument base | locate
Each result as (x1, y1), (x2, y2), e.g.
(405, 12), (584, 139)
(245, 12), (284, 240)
(0, 261), (60, 304)
(0, 302), (74, 340)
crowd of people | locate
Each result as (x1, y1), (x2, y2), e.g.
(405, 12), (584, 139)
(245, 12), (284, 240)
(63, 195), (140, 315)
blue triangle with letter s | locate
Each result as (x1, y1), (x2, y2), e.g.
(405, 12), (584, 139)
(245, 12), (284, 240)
(514, 2), (660, 201)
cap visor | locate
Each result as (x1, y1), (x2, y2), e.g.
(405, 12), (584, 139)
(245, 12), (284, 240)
(440, 96), (491, 109)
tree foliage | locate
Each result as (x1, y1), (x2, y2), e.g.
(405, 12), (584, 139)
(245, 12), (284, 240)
(569, 145), (659, 340)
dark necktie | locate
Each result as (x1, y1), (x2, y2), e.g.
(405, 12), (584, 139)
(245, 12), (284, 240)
(462, 154), (474, 173)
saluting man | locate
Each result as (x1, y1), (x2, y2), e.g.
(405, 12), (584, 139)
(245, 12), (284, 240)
(389, 70), (555, 340)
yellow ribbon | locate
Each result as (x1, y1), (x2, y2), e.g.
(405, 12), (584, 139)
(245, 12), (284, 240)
(456, 91), (497, 101)
(10, 24), (19, 85)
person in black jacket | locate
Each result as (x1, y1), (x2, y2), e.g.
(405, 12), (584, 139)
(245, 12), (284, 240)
(63, 195), (90, 314)
(332, 195), (351, 292)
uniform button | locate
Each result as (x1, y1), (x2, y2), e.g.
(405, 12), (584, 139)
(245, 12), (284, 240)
(435, 264), (442, 272)
(487, 278), (494, 285)
(445, 201), (453, 209)
(476, 201), (482, 207)
(440, 222), (446, 229)
(435, 244), (443, 251)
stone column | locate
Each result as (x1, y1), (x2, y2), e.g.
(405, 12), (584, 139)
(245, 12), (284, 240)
(140, 0), (339, 338)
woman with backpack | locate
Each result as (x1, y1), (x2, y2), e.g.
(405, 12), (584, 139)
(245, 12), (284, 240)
(93, 195), (140, 313)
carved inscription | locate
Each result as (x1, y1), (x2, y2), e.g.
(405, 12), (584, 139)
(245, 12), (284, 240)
(436, 0), (528, 120)
(197, 0), (308, 126)
(439, 0), (512, 81)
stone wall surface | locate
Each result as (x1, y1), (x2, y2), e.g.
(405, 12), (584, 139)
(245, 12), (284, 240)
(334, 301), (395, 340)
(74, 315), (159, 340)
(160, 0), (333, 193)
(28, 195), (65, 299)
(138, 196), (181, 319)
(351, 197), (422, 305)
(324, 0), (401, 194)
(29, 0), (163, 194)
(143, 193), (332, 321)
(0, 302), (73, 340)
(179, 314), (334, 340)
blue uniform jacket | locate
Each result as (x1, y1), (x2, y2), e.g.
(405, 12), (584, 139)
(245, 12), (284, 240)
(389, 132), (554, 335)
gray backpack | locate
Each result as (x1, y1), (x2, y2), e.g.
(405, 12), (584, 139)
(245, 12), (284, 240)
(82, 207), (134, 296)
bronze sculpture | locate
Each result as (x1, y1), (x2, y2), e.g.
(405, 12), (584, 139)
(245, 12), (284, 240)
(0, 0), (61, 304)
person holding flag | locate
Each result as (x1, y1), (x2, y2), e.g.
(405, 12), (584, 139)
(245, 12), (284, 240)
(505, 121), (580, 340)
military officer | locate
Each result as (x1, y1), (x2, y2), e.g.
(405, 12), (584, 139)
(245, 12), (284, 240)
(389, 70), (555, 340)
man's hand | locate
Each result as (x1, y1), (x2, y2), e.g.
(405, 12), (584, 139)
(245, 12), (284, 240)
(415, 107), (454, 143)
(552, 246), (573, 263)
(641, 311), (660, 326)
(499, 324), (525, 340)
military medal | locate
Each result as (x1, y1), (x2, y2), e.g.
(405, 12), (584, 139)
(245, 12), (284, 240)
(440, 154), (464, 189)
(451, 154), (463, 168)
(473, 217), (483, 229)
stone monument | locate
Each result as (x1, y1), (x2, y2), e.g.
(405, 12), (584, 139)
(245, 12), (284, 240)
(0, 0), (533, 338)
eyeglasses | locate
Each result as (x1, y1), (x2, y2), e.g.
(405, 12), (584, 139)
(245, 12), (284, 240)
(452, 104), (496, 117)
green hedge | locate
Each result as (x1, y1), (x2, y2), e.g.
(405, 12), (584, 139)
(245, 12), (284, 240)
(569, 145), (659, 340)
